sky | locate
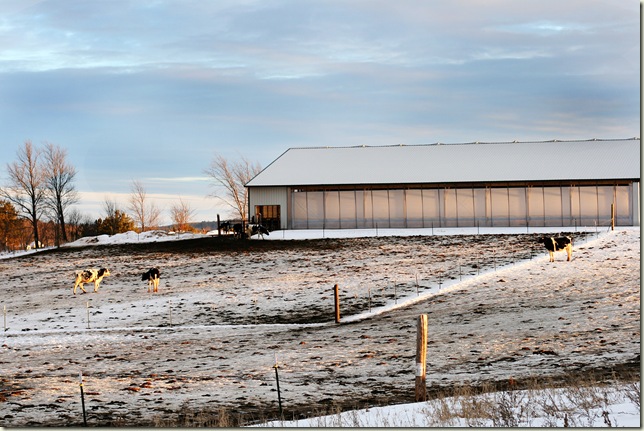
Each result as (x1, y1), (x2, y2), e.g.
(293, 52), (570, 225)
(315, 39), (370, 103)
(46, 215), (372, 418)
(0, 0), (639, 225)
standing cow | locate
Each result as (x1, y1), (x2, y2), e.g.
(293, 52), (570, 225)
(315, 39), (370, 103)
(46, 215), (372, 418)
(142, 267), (161, 293)
(73, 268), (111, 294)
(540, 236), (573, 262)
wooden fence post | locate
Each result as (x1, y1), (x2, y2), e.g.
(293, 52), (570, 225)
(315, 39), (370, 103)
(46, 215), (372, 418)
(217, 214), (221, 236)
(415, 314), (428, 402)
(273, 354), (283, 419)
(79, 371), (88, 426)
(334, 284), (340, 323)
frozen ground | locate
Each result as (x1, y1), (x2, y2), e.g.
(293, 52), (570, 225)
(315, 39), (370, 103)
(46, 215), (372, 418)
(0, 226), (639, 426)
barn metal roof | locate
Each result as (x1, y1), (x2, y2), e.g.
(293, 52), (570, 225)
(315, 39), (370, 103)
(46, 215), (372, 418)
(246, 138), (641, 187)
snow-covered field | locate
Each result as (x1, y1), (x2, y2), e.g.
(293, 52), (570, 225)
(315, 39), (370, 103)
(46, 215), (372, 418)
(0, 226), (639, 426)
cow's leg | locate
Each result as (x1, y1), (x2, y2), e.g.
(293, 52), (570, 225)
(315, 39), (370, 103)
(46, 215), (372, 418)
(566, 244), (572, 261)
(154, 278), (159, 293)
(94, 281), (100, 293)
(74, 282), (87, 294)
(549, 251), (554, 262)
(148, 280), (152, 293)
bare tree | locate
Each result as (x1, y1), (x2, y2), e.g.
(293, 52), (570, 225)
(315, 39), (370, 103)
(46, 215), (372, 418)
(204, 154), (261, 222)
(128, 180), (161, 232)
(42, 142), (78, 244)
(98, 197), (135, 235)
(170, 198), (196, 233)
(65, 207), (87, 241)
(0, 140), (47, 249)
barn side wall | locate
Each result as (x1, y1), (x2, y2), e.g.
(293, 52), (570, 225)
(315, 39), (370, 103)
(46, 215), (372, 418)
(285, 183), (636, 230)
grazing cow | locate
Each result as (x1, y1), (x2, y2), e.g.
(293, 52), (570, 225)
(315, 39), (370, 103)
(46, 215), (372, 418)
(250, 224), (270, 239)
(220, 221), (232, 234)
(142, 267), (161, 293)
(541, 236), (572, 262)
(233, 223), (247, 239)
(73, 268), (111, 294)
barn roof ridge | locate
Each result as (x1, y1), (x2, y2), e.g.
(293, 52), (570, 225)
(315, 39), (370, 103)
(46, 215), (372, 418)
(285, 137), (640, 151)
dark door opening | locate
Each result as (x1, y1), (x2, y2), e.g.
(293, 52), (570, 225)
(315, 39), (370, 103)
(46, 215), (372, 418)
(254, 205), (281, 231)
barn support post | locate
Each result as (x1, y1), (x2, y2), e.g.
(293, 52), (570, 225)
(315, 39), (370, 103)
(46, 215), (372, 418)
(611, 204), (615, 231)
(415, 314), (428, 402)
(217, 214), (221, 236)
(334, 284), (341, 323)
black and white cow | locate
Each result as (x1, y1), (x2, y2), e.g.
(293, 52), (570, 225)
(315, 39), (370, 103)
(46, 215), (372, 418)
(73, 268), (111, 294)
(232, 223), (270, 239)
(540, 236), (573, 262)
(142, 267), (161, 293)
(250, 224), (270, 239)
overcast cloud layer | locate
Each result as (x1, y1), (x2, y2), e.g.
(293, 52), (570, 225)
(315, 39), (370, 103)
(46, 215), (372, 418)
(0, 1), (639, 223)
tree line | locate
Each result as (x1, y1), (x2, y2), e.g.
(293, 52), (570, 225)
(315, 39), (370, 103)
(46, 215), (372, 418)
(1, 140), (261, 252)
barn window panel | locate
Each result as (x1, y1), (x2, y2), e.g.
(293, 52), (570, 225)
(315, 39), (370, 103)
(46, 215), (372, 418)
(560, 187), (573, 226)
(324, 191), (341, 229)
(508, 188), (527, 227)
(371, 190), (389, 228)
(615, 185), (632, 225)
(455, 188), (475, 227)
(355, 190), (366, 228)
(306, 191), (325, 229)
(473, 188), (487, 226)
(360, 190), (374, 228)
(578, 186), (599, 226)
(489, 188), (509, 227)
(543, 187), (563, 227)
(406, 189), (424, 228)
(388, 189), (406, 228)
(569, 186), (580, 226)
(527, 187), (545, 227)
(442, 189), (458, 227)
(422, 189), (440, 226)
(292, 192), (308, 229)
(596, 186), (614, 226)
(339, 191), (357, 228)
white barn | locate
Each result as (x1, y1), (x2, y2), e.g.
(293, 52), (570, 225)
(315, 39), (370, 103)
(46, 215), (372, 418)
(246, 138), (640, 231)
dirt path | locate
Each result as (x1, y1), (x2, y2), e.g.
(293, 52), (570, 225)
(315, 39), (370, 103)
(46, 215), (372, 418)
(0, 230), (639, 426)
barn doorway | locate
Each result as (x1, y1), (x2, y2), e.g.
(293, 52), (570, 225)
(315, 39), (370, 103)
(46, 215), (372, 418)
(254, 205), (281, 231)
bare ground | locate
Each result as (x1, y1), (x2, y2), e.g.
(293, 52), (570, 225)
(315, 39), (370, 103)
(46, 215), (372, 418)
(0, 231), (640, 426)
